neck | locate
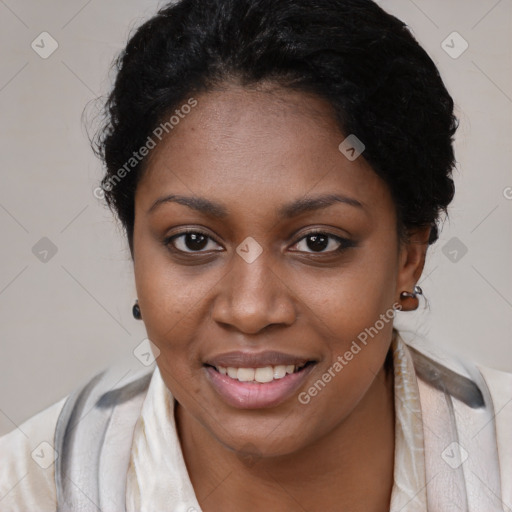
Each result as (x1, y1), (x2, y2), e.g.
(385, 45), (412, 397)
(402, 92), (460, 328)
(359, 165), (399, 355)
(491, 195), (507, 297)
(176, 363), (395, 512)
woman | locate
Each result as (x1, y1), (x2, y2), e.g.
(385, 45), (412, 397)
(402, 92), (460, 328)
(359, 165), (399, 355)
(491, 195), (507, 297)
(1, 0), (511, 510)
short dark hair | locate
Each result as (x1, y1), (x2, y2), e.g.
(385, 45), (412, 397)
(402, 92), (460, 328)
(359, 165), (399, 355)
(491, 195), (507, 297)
(93, 0), (458, 257)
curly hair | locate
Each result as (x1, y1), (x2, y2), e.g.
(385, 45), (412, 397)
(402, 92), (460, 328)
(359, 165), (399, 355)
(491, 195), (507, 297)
(93, 0), (458, 257)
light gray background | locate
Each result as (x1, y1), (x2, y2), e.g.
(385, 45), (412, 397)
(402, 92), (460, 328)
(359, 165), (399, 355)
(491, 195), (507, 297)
(0, 0), (511, 437)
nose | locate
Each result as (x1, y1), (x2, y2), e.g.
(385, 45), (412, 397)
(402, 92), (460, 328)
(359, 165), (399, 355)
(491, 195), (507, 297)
(211, 251), (296, 334)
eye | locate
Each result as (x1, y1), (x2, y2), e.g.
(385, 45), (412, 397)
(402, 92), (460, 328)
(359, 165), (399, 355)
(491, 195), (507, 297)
(165, 230), (223, 253)
(290, 230), (354, 254)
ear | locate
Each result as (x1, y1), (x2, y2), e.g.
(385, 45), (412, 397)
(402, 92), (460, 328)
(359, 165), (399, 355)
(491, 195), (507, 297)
(395, 225), (431, 302)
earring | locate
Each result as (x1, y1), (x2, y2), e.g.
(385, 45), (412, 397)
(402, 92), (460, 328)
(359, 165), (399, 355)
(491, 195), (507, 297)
(400, 285), (423, 299)
(132, 299), (142, 320)
(399, 285), (423, 311)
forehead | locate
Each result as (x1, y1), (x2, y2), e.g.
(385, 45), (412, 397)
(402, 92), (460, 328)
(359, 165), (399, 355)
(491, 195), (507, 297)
(135, 84), (394, 220)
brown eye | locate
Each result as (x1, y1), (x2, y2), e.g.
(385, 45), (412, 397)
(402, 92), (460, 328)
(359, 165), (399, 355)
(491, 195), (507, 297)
(166, 231), (223, 253)
(291, 231), (354, 254)
(305, 233), (329, 252)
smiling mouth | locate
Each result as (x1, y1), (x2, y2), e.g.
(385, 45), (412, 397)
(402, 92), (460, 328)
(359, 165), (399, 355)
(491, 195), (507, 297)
(204, 361), (316, 384)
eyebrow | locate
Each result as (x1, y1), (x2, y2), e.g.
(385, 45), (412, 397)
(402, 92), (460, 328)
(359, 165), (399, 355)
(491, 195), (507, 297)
(147, 194), (228, 218)
(278, 193), (365, 218)
(147, 193), (365, 218)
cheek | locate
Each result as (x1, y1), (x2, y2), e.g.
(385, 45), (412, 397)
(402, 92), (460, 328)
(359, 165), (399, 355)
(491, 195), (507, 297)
(133, 224), (214, 323)
(284, 353), (381, 449)
(293, 242), (397, 340)
(132, 235), (204, 375)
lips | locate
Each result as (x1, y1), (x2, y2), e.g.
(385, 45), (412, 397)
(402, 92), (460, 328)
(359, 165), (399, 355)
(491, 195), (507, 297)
(203, 350), (317, 409)
(204, 350), (312, 368)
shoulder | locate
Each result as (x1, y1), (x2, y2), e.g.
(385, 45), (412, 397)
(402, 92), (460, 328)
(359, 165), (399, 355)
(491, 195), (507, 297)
(400, 332), (512, 504)
(477, 363), (512, 506)
(0, 396), (67, 512)
(0, 359), (155, 512)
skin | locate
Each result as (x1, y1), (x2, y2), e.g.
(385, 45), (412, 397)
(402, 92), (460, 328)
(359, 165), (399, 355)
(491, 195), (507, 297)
(132, 82), (430, 512)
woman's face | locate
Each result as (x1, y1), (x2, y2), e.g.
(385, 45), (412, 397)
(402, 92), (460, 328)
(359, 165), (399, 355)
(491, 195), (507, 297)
(133, 83), (423, 457)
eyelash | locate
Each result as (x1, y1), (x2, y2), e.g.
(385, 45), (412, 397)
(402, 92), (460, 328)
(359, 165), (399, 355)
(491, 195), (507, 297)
(163, 229), (355, 255)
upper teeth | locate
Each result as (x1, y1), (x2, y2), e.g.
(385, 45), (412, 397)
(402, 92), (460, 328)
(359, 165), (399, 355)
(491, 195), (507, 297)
(216, 364), (306, 383)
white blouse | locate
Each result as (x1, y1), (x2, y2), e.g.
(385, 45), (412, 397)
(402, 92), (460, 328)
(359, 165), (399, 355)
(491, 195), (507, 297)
(1, 332), (511, 511)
